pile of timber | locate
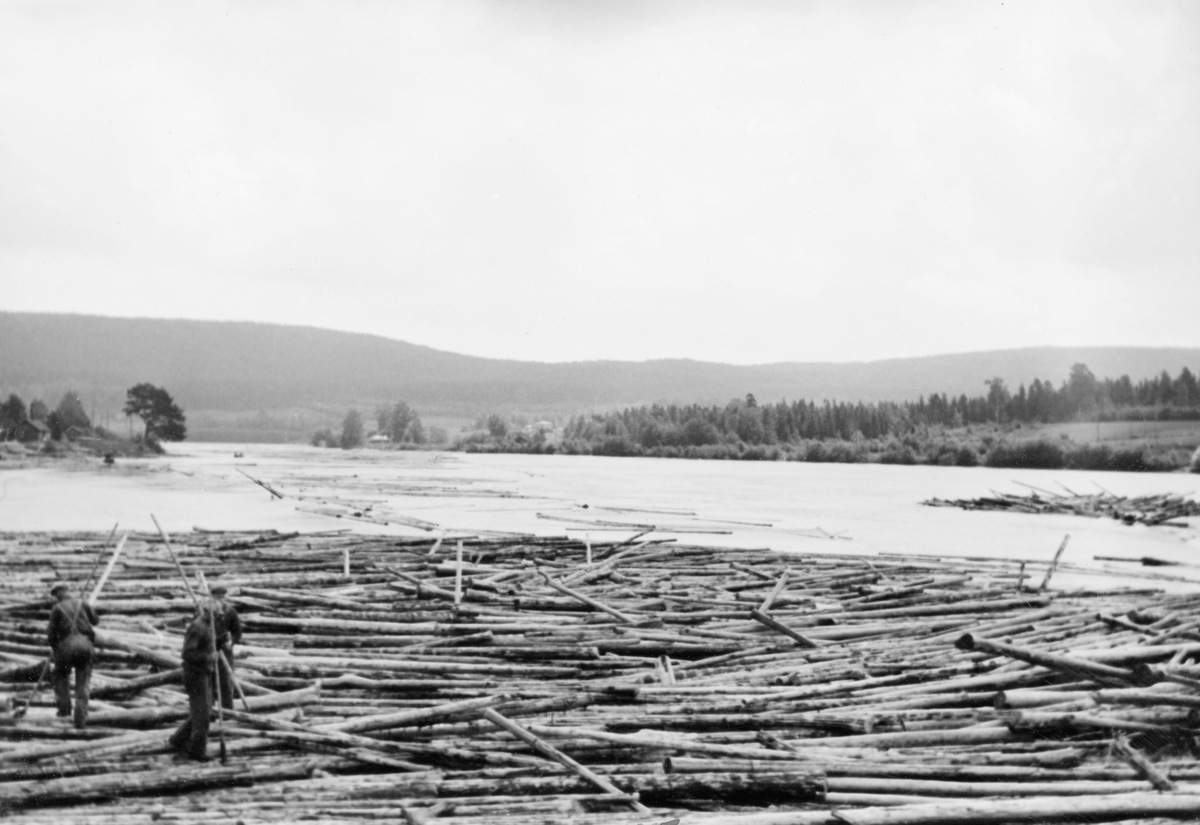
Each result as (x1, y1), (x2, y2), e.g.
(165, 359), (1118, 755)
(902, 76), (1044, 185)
(2, 529), (1200, 824)
(924, 487), (1200, 526)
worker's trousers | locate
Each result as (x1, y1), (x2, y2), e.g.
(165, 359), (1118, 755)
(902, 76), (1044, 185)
(216, 645), (236, 711)
(169, 664), (213, 760)
(53, 635), (94, 729)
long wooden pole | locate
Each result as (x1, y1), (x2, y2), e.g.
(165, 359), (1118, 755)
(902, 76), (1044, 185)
(482, 708), (652, 815)
(750, 608), (820, 648)
(152, 515), (197, 603)
(1111, 734), (1175, 791)
(1037, 534), (1071, 592)
(454, 541), (464, 606)
(155, 517), (230, 759)
(235, 467), (283, 499)
(956, 633), (1142, 686)
(88, 533), (128, 606)
(207, 603), (227, 764)
(538, 570), (638, 624)
(759, 567), (790, 613)
(830, 792), (1200, 825)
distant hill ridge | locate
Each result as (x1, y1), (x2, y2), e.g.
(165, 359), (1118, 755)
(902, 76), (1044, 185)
(1, 312), (1198, 418)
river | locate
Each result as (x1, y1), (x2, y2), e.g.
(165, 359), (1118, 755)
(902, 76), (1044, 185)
(2, 443), (1197, 591)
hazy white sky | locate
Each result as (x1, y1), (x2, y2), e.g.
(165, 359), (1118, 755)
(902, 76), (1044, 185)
(2, 1), (1197, 365)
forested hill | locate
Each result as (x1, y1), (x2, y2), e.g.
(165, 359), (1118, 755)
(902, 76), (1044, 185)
(2, 312), (1198, 416)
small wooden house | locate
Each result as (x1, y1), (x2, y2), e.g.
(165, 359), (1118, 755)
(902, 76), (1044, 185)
(15, 419), (49, 443)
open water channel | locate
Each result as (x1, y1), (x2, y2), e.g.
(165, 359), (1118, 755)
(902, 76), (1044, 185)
(2, 443), (1198, 592)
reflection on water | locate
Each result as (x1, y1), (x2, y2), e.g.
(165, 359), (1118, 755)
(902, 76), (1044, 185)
(2, 442), (1197, 591)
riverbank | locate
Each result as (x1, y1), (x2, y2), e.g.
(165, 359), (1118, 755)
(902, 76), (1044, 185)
(0, 436), (159, 469)
(464, 424), (1200, 474)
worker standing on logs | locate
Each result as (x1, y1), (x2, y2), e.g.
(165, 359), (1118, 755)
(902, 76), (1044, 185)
(169, 604), (217, 761)
(46, 582), (99, 728)
(207, 584), (243, 711)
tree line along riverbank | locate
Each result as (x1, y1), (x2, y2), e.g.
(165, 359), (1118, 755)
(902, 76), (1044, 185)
(470, 420), (1200, 473)
(0, 385), (188, 467)
(459, 364), (1200, 472)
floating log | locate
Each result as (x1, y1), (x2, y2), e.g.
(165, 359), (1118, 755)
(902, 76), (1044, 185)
(924, 489), (1200, 527)
(1110, 735), (1176, 791)
(0, 758), (322, 811)
(750, 609), (820, 648)
(955, 634), (1146, 686)
(482, 708), (651, 815)
(829, 792), (1200, 825)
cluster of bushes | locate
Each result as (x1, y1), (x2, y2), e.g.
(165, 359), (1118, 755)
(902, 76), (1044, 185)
(550, 433), (970, 465)
(457, 429), (557, 455)
(985, 441), (1067, 470)
(798, 441), (867, 464)
(500, 428), (1190, 473)
(788, 434), (983, 467)
(559, 438), (785, 461)
(921, 442), (982, 467)
(984, 440), (1186, 472)
(310, 427), (338, 448)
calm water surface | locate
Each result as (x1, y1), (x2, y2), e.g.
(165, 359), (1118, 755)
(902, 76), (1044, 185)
(3, 443), (1197, 591)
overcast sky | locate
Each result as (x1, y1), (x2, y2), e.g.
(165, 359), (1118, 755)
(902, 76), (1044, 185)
(2, 1), (1197, 365)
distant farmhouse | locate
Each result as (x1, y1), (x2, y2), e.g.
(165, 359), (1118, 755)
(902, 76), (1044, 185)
(13, 419), (49, 443)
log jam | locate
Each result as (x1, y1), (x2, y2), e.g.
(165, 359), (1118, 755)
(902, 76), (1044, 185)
(2, 528), (1200, 823)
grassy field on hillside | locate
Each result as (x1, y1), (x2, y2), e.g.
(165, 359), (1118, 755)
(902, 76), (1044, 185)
(1029, 420), (1200, 451)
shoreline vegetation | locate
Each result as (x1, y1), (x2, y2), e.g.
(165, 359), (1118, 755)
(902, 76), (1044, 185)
(450, 363), (1200, 474)
(0, 384), (187, 466)
(6, 366), (1199, 474)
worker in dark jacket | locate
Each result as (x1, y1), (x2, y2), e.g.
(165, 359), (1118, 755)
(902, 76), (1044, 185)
(208, 584), (243, 710)
(168, 606), (217, 761)
(47, 582), (99, 728)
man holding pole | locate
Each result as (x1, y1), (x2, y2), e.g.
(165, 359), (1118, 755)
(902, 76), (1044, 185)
(207, 584), (242, 711)
(46, 582), (100, 729)
(169, 604), (218, 761)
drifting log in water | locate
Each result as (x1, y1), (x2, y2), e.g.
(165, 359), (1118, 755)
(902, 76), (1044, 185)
(924, 489), (1200, 526)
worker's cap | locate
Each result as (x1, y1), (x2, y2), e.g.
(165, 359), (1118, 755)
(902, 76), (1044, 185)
(50, 582), (71, 596)
(210, 585), (228, 597)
